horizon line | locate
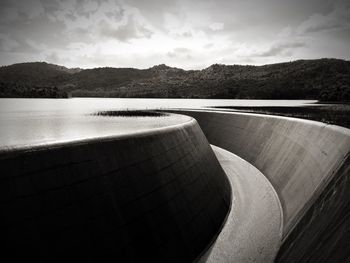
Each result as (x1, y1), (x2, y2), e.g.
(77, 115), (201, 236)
(0, 57), (347, 71)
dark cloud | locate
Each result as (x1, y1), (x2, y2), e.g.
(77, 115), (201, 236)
(258, 42), (306, 57)
(0, 11), (67, 52)
(297, 3), (350, 34)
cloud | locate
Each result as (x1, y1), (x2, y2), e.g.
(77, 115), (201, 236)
(297, 1), (350, 34)
(0, 0), (349, 68)
(46, 51), (61, 64)
(257, 42), (306, 57)
(181, 31), (193, 37)
(99, 15), (153, 42)
(167, 47), (191, 58)
(173, 47), (190, 53)
(203, 43), (214, 49)
(0, 34), (20, 52)
(0, 6), (19, 23)
(209, 22), (224, 31)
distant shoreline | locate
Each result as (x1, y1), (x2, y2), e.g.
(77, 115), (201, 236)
(1, 58), (349, 102)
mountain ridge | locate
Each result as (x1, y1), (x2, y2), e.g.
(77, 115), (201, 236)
(0, 59), (349, 101)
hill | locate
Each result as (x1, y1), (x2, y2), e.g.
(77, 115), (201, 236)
(0, 59), (349, 101)
(0, 62), (80, 86)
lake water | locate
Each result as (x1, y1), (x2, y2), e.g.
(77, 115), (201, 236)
(0, 98), (317, 150)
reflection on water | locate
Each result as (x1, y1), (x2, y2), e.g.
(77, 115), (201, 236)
(0, 98), (316, 150)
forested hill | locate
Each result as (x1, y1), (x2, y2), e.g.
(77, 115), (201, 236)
(0, 59), (349, 101)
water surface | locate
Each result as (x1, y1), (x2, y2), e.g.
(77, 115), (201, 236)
(0, 98), (316, 150)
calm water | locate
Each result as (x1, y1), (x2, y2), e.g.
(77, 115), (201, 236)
(0, 98), (316, 150)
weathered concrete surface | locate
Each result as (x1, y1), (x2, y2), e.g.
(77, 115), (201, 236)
(0, 116), (230, 262)
(170, 110), (350, 240)
(199, 145), (282, 263)
(276, 154), (350, 263)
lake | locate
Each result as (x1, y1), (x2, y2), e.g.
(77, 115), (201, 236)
(0, 98), (317, 150)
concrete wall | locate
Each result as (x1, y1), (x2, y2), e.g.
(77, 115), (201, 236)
(0, 118), (231, 262)
(276, 154), (350, 263)
(171, 110), (350, 239)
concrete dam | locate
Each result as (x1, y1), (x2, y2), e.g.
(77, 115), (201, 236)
(1, 110), (349, 262)
(173, 110), (350, 263)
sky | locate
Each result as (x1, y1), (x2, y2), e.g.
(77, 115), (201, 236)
(0, 0), (349, 69)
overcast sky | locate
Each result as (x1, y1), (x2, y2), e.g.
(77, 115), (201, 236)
(0, 0), (349, 69)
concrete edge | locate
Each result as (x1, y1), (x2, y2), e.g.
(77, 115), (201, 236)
(199, 145), (283, 263)
(169, 108), (350, 135)
(0, 114), (196, 158)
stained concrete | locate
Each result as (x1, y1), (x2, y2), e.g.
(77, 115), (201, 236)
(276, 154), (350, 263)
(0, 116), (230, 262)
(199, 145), (282, 263)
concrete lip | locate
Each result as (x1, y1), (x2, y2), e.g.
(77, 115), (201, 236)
(0, 112), (193, 154)
(0, 111), (192, 152)
(200, 145), (283, 263)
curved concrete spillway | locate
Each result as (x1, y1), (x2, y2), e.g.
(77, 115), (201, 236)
(0, 116), (231, 262)
(170, 109), (350, 262)
(2, 108), (349, 262)
(172, 110), (350, 236)
(201, 146), (283, 263)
